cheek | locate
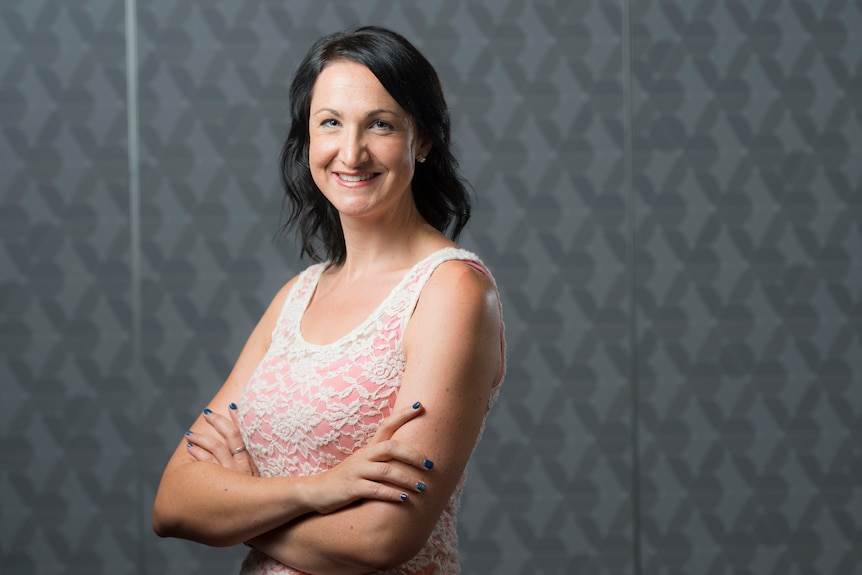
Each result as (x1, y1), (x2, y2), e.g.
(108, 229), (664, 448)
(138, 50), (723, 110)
(307, 139), (330, 190)
(386, 141), (416, 169)
(307, 135), (324, 166)
(308, 132), (336, 165)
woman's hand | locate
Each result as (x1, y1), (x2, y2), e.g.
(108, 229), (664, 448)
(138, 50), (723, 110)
(306, 402), (435, 514)
(186, 404), (259, 477)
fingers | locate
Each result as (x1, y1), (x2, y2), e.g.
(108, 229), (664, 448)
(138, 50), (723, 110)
(368, 401), (425, 445)
(344, 439), (434, 502)
(185, 433), (217, 464)
(228, 402), (242, 432)
(368, 460), (429, 497)
(357, 473), (427, 505)
(202, 407), (245, 455)
(185, 404), (259, 476)
(365, 439), (434, 473)
(312, 450), (432, 514)
(185, 433), (230, 470)
(226, 402), (261, 476)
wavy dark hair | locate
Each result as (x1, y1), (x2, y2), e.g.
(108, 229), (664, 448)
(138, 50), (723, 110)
(279, 26), (471, 264)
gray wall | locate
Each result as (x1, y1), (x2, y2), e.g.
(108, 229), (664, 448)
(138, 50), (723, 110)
(1, 1), (860, 574)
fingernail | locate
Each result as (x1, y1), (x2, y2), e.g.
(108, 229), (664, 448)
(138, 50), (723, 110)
(412, 401), (421, 409)
(185, 430), (193, 436)
(424, 459), (434, 469)
(229, 403), (237, 410)
(203, 408), (212, 415)
(416, 482), (426, 492)
(400, 493), (408, 501)
(186, 442), (193, 448)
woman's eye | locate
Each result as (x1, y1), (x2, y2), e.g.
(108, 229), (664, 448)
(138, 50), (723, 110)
(321, 119), (339, 128)
(372, 120), (392, 130)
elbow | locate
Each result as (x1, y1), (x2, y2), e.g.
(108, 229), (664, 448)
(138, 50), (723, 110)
(151, 491), (192, 541)
(152, 519), (174, 540)
(152, 516), (238, 548)
(151, 501), (182, 540)
(152, 480), (187, 540)
(151, 499), (237, 548)
(151, 495), (173, 538)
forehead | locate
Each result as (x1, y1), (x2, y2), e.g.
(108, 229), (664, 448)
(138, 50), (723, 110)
(310, 60), (400, 110)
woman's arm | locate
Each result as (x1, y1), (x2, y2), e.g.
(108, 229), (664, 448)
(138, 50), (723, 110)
(151, 278), (433, 547)
(152, 278), (307, 545)
(246, 261), (504, 573)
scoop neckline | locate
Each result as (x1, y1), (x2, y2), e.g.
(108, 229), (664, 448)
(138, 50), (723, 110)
(294, 246), (468, 349)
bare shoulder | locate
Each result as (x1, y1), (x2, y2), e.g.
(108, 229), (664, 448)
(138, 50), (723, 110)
(420, 259), (499, 318)
(406, 259), (502, 376)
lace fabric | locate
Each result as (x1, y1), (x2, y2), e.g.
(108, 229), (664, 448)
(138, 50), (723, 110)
(237, 247), (504, 575)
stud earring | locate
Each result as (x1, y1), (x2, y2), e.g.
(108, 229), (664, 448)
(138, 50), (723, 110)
(416, 154), (426, 163)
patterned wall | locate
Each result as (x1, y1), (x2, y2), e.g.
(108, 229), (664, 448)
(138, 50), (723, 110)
(0, 2), (138, 573)
(632, 2), (862, 574)
(1, 1), (859, 574)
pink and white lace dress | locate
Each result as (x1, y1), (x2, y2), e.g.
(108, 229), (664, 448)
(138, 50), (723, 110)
(237, 247), (505, 575)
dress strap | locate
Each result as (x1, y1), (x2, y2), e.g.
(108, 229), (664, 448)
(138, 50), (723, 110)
(269, 263), (325, 343)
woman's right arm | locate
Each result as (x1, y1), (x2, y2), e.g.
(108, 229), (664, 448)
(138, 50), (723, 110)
(152, 278), (305, 546)
(151, 278), (431, 548)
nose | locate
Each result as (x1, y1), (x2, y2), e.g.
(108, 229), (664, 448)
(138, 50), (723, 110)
(338, 127), (367, 167)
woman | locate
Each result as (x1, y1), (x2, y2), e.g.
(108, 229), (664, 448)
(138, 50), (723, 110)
(153, 26), (505, 575)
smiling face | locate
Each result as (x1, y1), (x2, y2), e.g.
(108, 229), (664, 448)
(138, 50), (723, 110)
(308, 60), (429, 224)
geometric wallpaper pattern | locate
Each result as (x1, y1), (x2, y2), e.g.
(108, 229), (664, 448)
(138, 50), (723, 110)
(633, 3), (862, 573)
(1, 1), (860, 574)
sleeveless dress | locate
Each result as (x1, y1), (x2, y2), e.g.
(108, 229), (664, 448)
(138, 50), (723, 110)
(237, 247), (505, 575)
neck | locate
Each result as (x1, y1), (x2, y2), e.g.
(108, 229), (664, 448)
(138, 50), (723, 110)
(335, 205), (435, 279)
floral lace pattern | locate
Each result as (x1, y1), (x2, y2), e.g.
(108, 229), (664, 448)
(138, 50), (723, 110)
(237, 247), (504, 575)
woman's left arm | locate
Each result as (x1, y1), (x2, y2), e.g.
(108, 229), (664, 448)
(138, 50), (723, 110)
(250, 260), (504, 574)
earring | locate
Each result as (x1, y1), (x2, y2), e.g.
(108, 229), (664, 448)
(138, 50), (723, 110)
(416, 154), (426, 163)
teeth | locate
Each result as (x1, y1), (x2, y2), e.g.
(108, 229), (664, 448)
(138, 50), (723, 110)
(339, 173), (374, 182)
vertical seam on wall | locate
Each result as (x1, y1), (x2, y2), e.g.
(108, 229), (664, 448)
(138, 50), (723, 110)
(124, 0), (143, 573)
(621, 0), (642, 574)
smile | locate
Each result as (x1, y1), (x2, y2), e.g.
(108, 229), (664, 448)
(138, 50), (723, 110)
(337, 173), (376, 182)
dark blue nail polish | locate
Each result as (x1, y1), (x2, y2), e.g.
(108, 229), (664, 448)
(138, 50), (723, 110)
(203, 408), (212, 415)
(417, 482), (426, 492)
(412, 401), (421, 409)
(185, 430), (192, 436)
(400, 493), (408, 501)
(424, 459), (434, 469)
(186, 442), (193, 448)
(229, 402), (237, 410)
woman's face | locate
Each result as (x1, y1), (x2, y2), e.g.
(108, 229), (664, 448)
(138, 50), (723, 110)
(308, 60), (428, 223)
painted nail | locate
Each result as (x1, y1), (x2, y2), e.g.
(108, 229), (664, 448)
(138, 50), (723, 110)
(186, 442), (193, 448)
(203, 408), (212, 415)
(412, 401), (421, 409)
(416, 482), (426, 492)
(424, 459), (434, 469)
(229, 403), (237, 410)
(185, 430), (193, 436)
(400, 493), (408, 501)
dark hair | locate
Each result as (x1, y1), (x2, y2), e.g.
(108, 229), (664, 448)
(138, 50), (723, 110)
(279, 26), (471, 264)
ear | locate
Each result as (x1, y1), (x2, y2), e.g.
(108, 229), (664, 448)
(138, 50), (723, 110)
(413, 144), (431, 164)
(414, 124), (433, 160)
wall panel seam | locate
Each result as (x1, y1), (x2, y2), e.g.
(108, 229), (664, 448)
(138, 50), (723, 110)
(124, 0), (144, 573)
(621, 0), (641, 573)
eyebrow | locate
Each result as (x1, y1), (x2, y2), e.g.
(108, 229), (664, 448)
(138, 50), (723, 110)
(312, 107), (403, 118)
